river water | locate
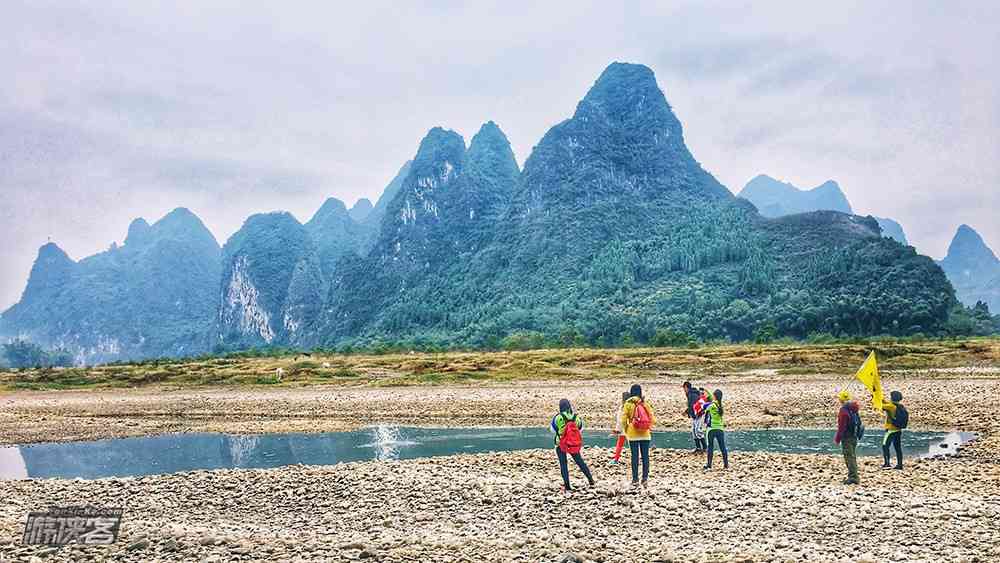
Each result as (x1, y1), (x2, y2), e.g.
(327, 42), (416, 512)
(0, 427), (974, 480)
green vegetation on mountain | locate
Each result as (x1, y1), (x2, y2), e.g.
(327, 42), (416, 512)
(217, 212), (323, 349)
(312, 63), (960, 350)
(1, 208), (221, 363)
(2, 339), (72, 369)
(1, 62), (984, 362)
(738, 175), (909, 245)
(304, 198), (370, 278)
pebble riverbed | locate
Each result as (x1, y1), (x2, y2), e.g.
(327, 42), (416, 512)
(1, 373), (998, 561)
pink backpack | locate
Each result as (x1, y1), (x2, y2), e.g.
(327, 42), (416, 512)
(631, 401), (652, 431)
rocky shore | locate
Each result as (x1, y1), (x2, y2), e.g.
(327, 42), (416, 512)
(1, 371), (999, 561)
(1, 446), (998, 562)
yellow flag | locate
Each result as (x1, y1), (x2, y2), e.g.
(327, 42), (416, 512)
(854, 351), (884, 410)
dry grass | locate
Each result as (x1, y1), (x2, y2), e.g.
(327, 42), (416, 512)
(1, 338), (997, 391)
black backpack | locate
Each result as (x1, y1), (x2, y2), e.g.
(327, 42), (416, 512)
(891, 405), (909, 429)
(848, 409), (865, 440)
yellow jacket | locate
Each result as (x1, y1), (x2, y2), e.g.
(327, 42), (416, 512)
(620, 397), (655, 441)
(882, 402), (900, 431)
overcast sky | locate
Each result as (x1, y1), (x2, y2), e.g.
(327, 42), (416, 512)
(3, 1), (998, 310)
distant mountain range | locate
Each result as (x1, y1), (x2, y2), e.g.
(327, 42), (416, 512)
(738, 175), (909, 245)
(738, 175), (1000, 311)
(938, 225), (1000, 313)
(0, 209), (221, 363)
(1, 63), (961, 363)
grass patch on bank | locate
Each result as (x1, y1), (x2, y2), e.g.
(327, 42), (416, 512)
(0, 337), (997, 391)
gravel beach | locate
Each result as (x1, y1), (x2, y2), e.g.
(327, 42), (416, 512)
(1, 371), (998, 562)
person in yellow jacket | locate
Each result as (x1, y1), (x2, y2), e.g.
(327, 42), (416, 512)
(881, 390), (907, 470)
(620, 383), (655, 488)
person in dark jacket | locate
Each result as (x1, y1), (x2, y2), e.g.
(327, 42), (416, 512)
(682, 381), (704, 453)
(834, 390), (861, 485)
(881, 390), (905, 470)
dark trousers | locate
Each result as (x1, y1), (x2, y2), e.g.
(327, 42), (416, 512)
(842, 435), (859, 483)
(883, 430), (903, 468)
(629, 439), (650, 483)
(706, 429), (729, 468)
(556, 448), (594, 489)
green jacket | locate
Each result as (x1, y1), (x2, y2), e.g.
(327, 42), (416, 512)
(551, 411), (584, 446)
(705, 402), (724, 431)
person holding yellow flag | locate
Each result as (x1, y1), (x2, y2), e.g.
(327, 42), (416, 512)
(881, 390), (908, 470)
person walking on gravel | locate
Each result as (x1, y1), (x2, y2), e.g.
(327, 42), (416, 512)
(881, 390), (908, 470)
(834, 390), (862, 485)
(551, 399), (595, 494)
(621, 384), (655, 489)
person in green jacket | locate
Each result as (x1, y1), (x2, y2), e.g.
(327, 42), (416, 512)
(550, 399), (595, 493)
(703, 389), (729, 471)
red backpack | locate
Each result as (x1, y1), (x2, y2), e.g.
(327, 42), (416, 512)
(631, 400), (652, 431)
(558, 414), (583, 454)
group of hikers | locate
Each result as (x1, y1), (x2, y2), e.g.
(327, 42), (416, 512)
(549, 381), (909, 492)
(834, 389), (909, 484)
(549, 381), (728, 494)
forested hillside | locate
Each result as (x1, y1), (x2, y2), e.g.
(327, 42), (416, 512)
(0, 209), (221, 363)
(1, 62), (971, 362)
(309, 63), (957, 349)
(738, 175), (909, 245)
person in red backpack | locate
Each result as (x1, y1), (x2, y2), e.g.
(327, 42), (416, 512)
(551, 398), (595, 493)
(620, 384), (656, 489)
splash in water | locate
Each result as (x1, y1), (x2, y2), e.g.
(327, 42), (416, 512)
(358, 425), (417, 460)
(228, 435), (259, 467)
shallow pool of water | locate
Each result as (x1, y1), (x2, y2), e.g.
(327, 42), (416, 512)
(0, 427), (974, 480)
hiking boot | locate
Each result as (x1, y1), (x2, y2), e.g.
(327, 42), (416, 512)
(703, 465), (711, 472)
(588, 478), (596, 487)
(893, 465), (903, 470)
(640, 480), (648, 489)
(880, 465), (893, 470)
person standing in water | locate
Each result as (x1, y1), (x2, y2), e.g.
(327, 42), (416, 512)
(881, 390), (908, 470)
(551, 399), (595, 493)
(621, 384), (655, 489)
(609, 391), (630, 465)
(703, 389), (729, 471)
(834, 390), (862, 485)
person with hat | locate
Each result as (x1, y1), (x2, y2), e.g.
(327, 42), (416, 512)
(834, 390), (862, 485)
